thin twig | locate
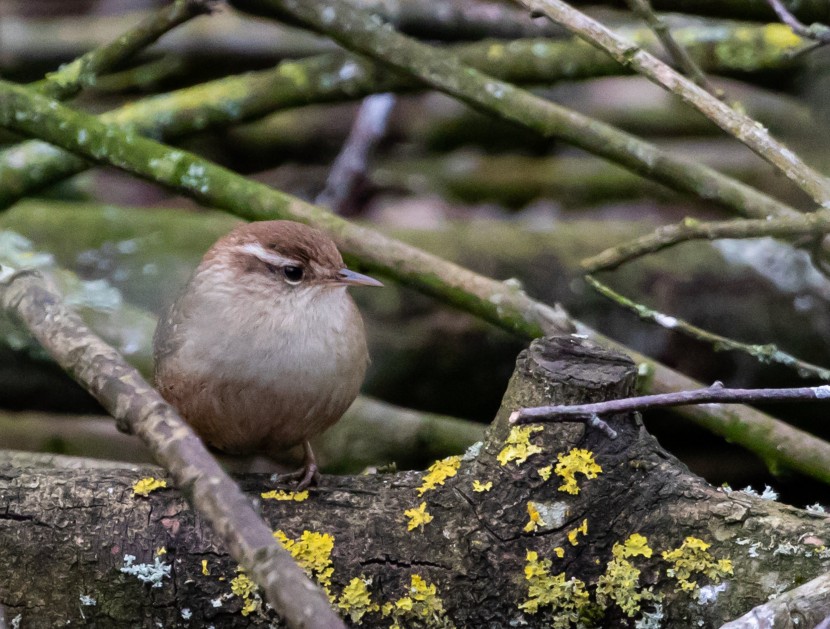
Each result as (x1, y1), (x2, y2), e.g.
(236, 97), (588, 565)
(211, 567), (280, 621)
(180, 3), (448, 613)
(510, 381), (830, 424)
(584, 275), (830, 381)
(581, 211), (830, 272)
(516, 0), (830, 208)
(0, 268), (344, 629)
(625, 0), (720, 96)
(766, 0), (830, 45)
(316, 93), (396, 215)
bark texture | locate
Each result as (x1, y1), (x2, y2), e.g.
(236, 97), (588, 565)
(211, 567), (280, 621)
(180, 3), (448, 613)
(2, 336), (830, 627)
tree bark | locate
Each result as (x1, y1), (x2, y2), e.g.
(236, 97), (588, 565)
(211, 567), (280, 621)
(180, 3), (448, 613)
(3, 335), (829, 627)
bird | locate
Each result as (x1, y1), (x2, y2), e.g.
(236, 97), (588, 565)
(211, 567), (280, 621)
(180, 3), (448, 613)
(152, 220), (382, 489)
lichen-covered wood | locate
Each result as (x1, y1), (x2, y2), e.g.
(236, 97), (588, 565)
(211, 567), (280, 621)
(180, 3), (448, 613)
(3, 336), (829, 627)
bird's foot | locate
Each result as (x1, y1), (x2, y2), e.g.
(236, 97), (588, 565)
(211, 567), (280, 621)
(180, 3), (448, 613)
(273, 462), (320, 490)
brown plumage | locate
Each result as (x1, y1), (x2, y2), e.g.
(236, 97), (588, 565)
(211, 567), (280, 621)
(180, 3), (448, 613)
(153, 220), (381, 487)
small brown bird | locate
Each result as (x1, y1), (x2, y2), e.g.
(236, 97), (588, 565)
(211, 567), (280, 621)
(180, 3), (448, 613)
(153, 220), (382, 488)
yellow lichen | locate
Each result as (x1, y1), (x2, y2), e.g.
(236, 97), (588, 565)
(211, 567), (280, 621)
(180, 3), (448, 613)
(382, 574), (453, 628)
(567, 519), (588, 546)
(554, 547), (565, 559)
(132, 477), (167, 497)
(523, 502), (543, 533)
(279, 61), (310, 88)
(201, 559), (209, 576)
(418, 456), (462, 495)
(497, 425), (544, 467)
(596, 556), (659, 617)
(597, 535), (660, 617)
(538, 465), (553, 481)
(404, 502), (434, 531)
(487, 43), (505, 60)
(260, 489), (309, 501)
(763, 23), (803, 49)
(230, 571), (260, 616)
(520, 550), (591, 629)
(337, 576), (380, 623)
(155, 547), (167, 556)
(472, 480), (493, 493)
(274, 530), (335, 596)
(616, 533), (653, 559)
(662, 536), (734, 594)
(554, 449), (602, 495)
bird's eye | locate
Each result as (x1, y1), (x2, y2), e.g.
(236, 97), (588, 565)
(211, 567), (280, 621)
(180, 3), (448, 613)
(282, 265), (304, 285)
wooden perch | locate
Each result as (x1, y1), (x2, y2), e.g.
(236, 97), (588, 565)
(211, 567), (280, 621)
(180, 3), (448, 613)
(3, 335), (830, 626)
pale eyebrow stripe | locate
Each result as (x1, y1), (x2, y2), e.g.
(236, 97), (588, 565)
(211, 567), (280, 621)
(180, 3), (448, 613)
(237, 243), (299, 268)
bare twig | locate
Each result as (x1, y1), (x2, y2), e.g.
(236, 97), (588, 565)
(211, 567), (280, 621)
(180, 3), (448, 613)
(516, 0), (830, 208)
(0, 268), (344, 629)
(581, 211), (830, 272)
(625, 0), (720, 96)
(584, 275), (830, 381)
(510, 381), (830, 424)
(766, 0), (830, 45)
(316, 93), (396, 214)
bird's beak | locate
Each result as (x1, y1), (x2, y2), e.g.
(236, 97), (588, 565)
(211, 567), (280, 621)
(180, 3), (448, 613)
(337, 268), (383, 287)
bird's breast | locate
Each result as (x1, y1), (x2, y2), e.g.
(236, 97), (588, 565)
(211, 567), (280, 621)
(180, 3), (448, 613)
(156, 285), (369, 453)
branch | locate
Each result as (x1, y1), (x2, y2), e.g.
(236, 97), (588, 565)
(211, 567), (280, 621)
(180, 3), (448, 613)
(3, 78), (830, 486)
(316, 93), (396, 214)
(766, 0), (830, 45)
(32, 0), (213, 100)
(581, 211), (830, 272)
(584, 275), (830, 381)
(229, 0), (806, 222)
(516, 0), (830, 208)
(0, 268), (343, 629)
(625, 0), (719, 96)
(0, 29), (805, 220)
(721, 572), (830, 628)
(0, 77), (570, 339)
(510, 382), (830, 424)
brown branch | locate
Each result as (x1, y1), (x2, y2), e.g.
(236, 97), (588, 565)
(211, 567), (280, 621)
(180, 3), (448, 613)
(316, 93), (396, 215)
(0, 267), (344, 629)
(516, 0), (830, 208)
(510, 381), (830, 424)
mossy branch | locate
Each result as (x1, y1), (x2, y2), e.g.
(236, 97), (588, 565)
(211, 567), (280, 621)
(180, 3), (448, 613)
(582, 212), (830, 272)
(33, 0), (212, 100)
(516, 0), (830, 207)
(229, 0), (808, 222)
(585, 275), (830, 381)
(2, 79), (830, 486)
(0, 24), (806, 211)
(0, 77), (569, 339)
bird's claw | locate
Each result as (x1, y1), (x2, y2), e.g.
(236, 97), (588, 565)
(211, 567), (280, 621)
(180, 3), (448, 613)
(273, 462), (320, 491)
